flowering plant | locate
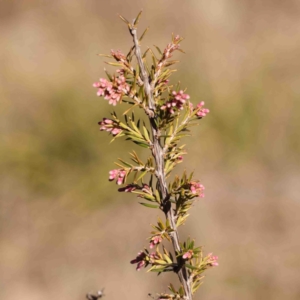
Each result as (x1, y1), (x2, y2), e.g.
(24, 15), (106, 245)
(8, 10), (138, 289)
(93, 12), (217, 300)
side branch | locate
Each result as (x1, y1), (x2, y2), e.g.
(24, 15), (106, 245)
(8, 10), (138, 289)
(129, 23), (193, 300)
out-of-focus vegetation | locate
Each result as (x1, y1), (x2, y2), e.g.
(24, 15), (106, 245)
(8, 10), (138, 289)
(1, 1), (300, 300)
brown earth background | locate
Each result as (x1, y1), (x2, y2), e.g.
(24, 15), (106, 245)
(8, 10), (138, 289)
(1, 1), (300, 299)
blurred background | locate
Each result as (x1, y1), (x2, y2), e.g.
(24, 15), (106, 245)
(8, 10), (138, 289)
(1, 1), (300, 299)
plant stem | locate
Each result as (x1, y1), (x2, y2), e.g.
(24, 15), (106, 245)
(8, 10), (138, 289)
(129, 24), (193, 300)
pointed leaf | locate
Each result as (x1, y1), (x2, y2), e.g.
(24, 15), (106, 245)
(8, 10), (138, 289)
(185, 264), (199, 270)
(153, 45), (163, 55)
(139, 27), (149, 42)
(134, 10), (143, 26)
(136, 170), (148, 182)
(139, 202), (159, 209)
(119, 14), (130, 25)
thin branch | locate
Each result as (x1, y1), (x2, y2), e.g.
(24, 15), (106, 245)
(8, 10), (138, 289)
(128, 23), (193, 300)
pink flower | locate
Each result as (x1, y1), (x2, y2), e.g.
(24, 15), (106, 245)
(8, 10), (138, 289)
(136, 260), (146, 271)
(141, 184), (152, 194)
(98, 118), (122, 136)
(118, 184), (137, 192)
(130, 251), (147, 271)
(149, 235), (163, 249)
(161, 90), (190, 114)
(111, 50), (127, 62)
(195, 101), (210, 118)
(93, 71), (130, 106)
(189, 182), (205, 198)
(157, 79), (169, 85)
(108, 169), (126, 185)
(163, 36), (181, 59)
(182, 250), (193, 260)
(207, 253), (219, 267)
(149, 252), (160, 262)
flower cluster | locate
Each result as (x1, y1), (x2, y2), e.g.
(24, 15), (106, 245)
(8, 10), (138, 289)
(161, 90), (190, 114)
(163, 35), (181, 59)
(111, 49), (127, 62)
(98, 118), (122, 136)
(141, 184), (152, 194)
(130, 251), (147, 271)
(149, 251), (160, 262)
(149, 235), (163, 249)
(93, 69), (130, 106)
(182, 250), (193, 260)
(118, 184), (137, 192)
(189, 101), (210, 118)
(195, 101), (210, 118)
(176, 155), (183, 163)
(154, 36), (181, 87)
(108, 169), (126, 185)
(130, 249), (169, 271)
(206, 253), (219, 267)
(189, 182), (205, 198)
(118, 183), (152, 194)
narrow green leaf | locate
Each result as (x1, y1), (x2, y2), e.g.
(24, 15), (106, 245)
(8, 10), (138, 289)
(178, 286), (184, 296)
(143, 194), (156, 201)
(177, 48), (186, 54)
(188, 172), (194, 181)
(164, 254), (173, 264)
(131, 120), (141, 135)
(143, 126), (151, 142)
(105, 62), (124, 67)
(136, 170), (147, 182)
(139, 27), (149, 41)
(134, 141), (149, 148)
(119, 14), (130, 25)
(152, 54), (157, 69)
(114, 162), (125, 168)
(185, 264), (199, 270)
(139, 202), (159, 209)
(123, 105), (135, 116)
(157, 218), (164, 230)
(138, 86), (144, 99)
(132, 191), (146, 196)
(128, 135), (147, 143)
(190, 240), (194, 249)
(149, 175), (153, 188)
(104, 69), (113, 81)
(164, 60), (180, 67)
(142, 48), (151, 59)
(117, 159), (132, 168)
(126, 45), (135, 62)
(155, 189), (161, 202)
(134, 10), (143, 26)
(148, 266), (166, 273)
(153, 45), (163, 55)
(192, 282), (202, 293)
